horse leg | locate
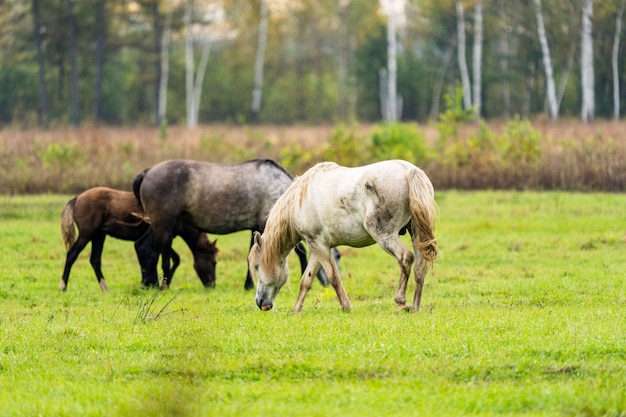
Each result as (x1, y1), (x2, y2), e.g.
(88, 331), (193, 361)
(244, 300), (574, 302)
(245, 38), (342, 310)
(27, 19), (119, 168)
(409, 223), (428, 312)
(292, 256), (321, 313)
(309, 243), (352, 311)
(370, 231), (414, 311)
(135, 228), (162, 288)
(244, 231), (259, 290)
(160, 244), (180, 290)
(59, 236), (91, 291)
(89, 232), (109, 292)
(295, 242), (330, 287)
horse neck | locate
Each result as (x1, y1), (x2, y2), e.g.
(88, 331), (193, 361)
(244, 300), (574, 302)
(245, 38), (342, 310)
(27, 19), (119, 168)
(260, 207), (299, 272)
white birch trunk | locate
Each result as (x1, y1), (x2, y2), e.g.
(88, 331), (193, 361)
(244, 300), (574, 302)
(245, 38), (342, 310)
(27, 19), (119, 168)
(251, 0), (269, 121)
(386, 0), (398, 122)
(191, 40), (212, 124)
(472, 2), (483, 118)
(498, 0), (510, 118)
(158, 2), (173, 126)
(532, 0), (559, 120)
(557, 43), (575, 109)
(184, 0), (195, 127)
(456, 2), (472, 110)
(613, 0), (624, 119)
(430, 46), (454, 120)
(581, 0), (594, 123)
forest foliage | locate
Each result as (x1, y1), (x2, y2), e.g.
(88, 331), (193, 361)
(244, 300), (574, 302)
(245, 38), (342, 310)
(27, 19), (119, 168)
(1, 0), (626, 126)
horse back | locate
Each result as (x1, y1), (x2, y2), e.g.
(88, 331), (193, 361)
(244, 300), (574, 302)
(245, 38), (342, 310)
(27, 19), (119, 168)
(73, 187), (147, 240)
(139, 159), (293, 234)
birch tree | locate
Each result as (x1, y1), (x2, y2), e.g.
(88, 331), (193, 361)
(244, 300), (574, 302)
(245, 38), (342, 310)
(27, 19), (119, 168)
(456, 2), (471, 110)
(250, 0), (268, 122)
(94, 0), (105, 123)
(381, 0), (400, 122)
(581, 0), (594, 123)
(497, 0), (510, 118)
(158, 0), (174, 126)
(612, 0), (624, 119)
(184, 0), (229, 127)
(532, 0), (559, 120)
(67, 0), (79, 125)
(32, 0), (48, 127)
(472, 2), (483, 118)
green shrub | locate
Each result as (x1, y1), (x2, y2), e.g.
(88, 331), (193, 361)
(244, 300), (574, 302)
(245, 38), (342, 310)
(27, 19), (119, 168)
(501, 116), (542, 165)
(369, 122), (430, 164)
(321, 122), (369, 167)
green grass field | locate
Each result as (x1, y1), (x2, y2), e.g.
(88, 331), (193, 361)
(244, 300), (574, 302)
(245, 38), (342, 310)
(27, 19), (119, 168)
(0, 191), (625, 416)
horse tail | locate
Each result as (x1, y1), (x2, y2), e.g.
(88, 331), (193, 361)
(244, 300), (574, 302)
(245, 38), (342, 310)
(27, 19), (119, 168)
(61, 197), (78, 251)
(407, 168), (440, 270)
(132, 167), (150, 209)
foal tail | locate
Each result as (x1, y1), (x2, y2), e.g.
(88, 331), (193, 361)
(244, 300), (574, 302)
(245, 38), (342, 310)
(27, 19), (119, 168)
(407, 168), (440, 270)
(61, 197), (78, 251)
(132, 167), (150, 209)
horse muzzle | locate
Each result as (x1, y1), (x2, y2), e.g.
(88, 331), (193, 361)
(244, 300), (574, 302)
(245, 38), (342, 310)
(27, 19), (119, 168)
(256, 297), (273, 311)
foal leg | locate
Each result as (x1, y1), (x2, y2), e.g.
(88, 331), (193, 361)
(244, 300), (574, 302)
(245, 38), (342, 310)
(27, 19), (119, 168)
(60, 235), (91, 291)
(89, 232), (109, 292)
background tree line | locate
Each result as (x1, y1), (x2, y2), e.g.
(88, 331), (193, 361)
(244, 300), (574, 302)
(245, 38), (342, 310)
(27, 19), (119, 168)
(0, 0), (624, 127)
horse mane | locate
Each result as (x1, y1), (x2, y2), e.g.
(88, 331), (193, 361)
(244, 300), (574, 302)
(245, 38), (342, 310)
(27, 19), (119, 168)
(132, 167), (151, 209)
(248, 158), (295, 180)
(259, 161), (338, 272)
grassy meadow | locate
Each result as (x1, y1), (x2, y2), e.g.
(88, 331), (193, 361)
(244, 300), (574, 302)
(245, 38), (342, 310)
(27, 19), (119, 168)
(0, 191), (625, 416)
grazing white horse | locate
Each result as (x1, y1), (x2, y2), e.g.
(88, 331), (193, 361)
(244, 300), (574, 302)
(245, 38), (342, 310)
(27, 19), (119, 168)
(249, 160), (440, 312)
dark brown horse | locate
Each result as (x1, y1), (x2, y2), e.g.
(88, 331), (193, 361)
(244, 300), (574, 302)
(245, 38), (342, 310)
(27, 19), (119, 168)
(132, 159), (338, 289)
(60, 187), (218, 291)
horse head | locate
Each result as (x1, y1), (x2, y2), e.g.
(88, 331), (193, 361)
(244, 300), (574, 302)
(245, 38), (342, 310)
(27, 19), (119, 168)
(194, 237), (218, 288)
(249, 231), (289, 311)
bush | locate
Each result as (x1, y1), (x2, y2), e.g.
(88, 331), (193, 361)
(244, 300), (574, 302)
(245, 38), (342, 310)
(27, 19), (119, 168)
(321, 122), (369, 167)
(369, 123), (430, 165)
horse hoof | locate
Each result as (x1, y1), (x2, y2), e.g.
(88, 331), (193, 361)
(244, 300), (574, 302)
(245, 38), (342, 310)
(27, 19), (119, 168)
(397, 304), (411, 312)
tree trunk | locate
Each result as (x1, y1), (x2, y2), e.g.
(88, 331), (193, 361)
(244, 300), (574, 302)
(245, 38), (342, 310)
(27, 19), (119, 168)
(337, 0), (351, 120)
(67, 0), (79, 126)
(158, 1), (173, 127)
(456, 2), (472, 110)
(250, 0), (269, 123)
(430, 46), (453, 120)
(557, 42), (575, 109)
(613, 0), (624, 119)
(191, 40), (211, 124)
(532, 0), (558, 120)
(94, 0), (105, 124)
(184, 0), (195, 127)
(581, 0), (594, 123)
(32, 0), (49, 128)
(498, 0), (510, 118)
(152, 1), (162, 125)
(385, 0), (398, 122)
(472, 2), (483, 118)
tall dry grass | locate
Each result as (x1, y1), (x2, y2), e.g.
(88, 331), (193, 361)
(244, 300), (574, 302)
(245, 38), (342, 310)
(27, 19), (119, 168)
(1, 119), (626, 194)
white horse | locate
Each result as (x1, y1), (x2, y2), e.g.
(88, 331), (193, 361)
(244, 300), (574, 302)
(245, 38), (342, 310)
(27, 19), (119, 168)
(248, 160), (440, 313)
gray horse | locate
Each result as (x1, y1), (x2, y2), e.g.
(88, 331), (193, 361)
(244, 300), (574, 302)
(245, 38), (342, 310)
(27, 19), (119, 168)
(132, 158), (338, 289)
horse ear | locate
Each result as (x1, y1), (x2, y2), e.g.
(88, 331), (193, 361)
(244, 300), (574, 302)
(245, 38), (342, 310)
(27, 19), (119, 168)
(253, 231), (262, 247)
